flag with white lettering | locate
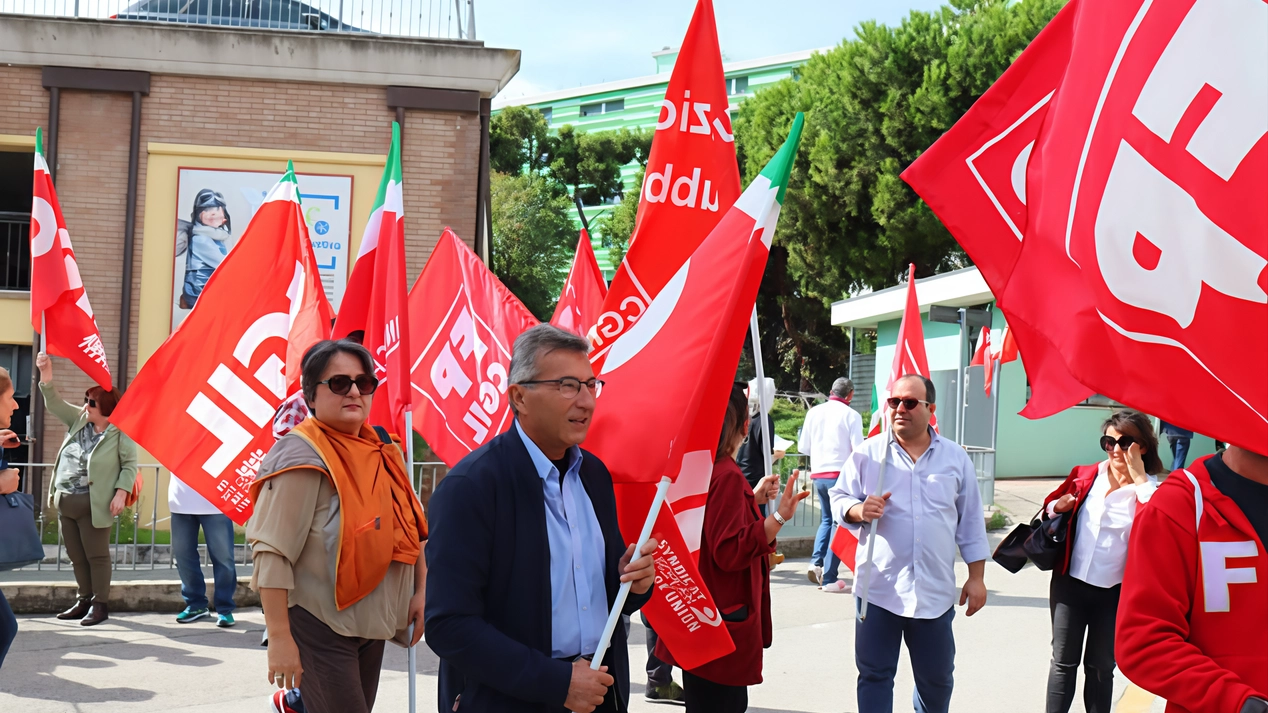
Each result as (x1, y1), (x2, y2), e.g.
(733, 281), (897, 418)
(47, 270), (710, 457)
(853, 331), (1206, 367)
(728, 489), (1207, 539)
(110, 164), (333, 523)
(29, 127), (112, 389)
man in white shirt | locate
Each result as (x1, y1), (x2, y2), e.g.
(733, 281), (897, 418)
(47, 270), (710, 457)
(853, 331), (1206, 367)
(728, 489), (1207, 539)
(830, 374), (989, 713)
(802, 377), (863, 591)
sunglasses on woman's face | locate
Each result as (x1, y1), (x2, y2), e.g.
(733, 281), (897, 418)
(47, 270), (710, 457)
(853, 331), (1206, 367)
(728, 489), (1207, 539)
(1100, 435), (1137, 452)
(84, 397), (97, 408)
(318, 374), (379, 396)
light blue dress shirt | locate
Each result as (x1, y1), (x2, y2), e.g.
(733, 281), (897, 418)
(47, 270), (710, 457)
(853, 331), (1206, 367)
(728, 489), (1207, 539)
(515, 422), (609, 658)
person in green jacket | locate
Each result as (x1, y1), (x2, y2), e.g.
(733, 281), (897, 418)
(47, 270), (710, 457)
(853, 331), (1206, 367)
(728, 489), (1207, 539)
(37, 352), (137, 626)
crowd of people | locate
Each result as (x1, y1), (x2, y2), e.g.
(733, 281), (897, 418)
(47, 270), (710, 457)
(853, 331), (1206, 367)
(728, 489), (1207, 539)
(0, 325), (1264, 713)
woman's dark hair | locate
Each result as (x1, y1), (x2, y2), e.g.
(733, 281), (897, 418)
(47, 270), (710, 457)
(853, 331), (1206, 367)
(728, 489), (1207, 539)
(716, 383), (751, 463)
(1102, 409), (1166, 475)
(191, 188), (231, 232)
(300, 339), (375, 406)
(85, 385), (123, 417)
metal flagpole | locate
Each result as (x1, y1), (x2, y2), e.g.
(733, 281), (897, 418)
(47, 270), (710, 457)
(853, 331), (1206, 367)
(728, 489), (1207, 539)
(591, 476), (671, 669)
(405, 410), (417, 713)
(749, 308), (773, 481)
(857, 422), (893, 622)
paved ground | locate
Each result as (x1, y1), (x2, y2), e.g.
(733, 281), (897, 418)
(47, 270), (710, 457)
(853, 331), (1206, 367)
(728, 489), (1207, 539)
(0, 479), (1167, 712)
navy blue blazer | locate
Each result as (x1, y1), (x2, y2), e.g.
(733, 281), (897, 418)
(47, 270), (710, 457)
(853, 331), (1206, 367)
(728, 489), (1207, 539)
(425, 428), (650, 713)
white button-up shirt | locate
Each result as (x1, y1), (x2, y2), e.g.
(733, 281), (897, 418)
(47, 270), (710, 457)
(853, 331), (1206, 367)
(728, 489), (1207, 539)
(830, 428), (990, 619)
(1057, 460), (1157, 589)
(801, 399), (864, 475)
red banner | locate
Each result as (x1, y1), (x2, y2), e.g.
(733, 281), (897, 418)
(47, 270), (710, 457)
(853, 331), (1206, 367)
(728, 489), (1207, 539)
(407, 228), (539, 467)
(550, 228), (608, 338)
(110, 167), (333, 523)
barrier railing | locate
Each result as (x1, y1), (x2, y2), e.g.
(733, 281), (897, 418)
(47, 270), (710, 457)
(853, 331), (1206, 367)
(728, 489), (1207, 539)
(964, 446), (996, 507)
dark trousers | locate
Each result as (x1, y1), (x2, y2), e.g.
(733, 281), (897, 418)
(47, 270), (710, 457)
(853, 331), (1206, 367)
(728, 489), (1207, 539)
(57, 492), (112, 601)
(1047, 574), (1120, 713)
(288, 605), (385, 713)
(683, 670), (747, 713)
(642, 613), (673, 687)
(1167, 436), (1192, 472)
(171, 512), (238, 614)
(856, 601), (956, 713)
(0, 587), (16, 669)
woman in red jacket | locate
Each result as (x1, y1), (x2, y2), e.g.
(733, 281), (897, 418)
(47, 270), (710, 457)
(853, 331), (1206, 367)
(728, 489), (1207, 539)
(1041, 410), (1166, 713)
(667, 384), (808, 712)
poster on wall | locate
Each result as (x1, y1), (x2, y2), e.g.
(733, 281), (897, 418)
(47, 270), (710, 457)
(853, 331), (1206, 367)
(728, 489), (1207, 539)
(171, 168), (352, 330)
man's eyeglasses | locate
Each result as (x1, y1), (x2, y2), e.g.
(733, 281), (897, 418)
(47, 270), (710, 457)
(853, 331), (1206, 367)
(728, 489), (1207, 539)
(517, 377), (604, 399)
(886, 397), (931, 411)
(1100, 435), (1137, 452)
(318, 374), (379, 396)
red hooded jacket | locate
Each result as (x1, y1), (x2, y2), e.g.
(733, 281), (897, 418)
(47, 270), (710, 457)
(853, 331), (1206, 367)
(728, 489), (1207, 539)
(1116, 455), (1268, 713)
(1041, 463), (1100, 576)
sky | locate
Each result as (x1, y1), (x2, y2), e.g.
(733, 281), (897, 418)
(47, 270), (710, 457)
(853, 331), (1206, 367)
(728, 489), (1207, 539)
(477, 0), (946, 101)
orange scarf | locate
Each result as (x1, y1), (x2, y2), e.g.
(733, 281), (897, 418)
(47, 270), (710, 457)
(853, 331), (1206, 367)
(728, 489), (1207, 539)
(255, 417), (427, 610)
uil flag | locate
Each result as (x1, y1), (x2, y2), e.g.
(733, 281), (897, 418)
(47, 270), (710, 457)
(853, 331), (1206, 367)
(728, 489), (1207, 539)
(407, 228), (539, 468)
(586, 115), (803, 670)
(901, 1), (1093, 418)
(550, 228), (607, 337)
(111, 164), (333, 523)
(30, 127), (112, 389)
(588, 0), (740, 368)
(880, 265), (936, 429)
(999, 0), (1267, 452)
(334, 122), (411, 436)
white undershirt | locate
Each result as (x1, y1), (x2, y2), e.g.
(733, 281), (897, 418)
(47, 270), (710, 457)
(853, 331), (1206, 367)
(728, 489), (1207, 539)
(1063, 461), (1158, 588)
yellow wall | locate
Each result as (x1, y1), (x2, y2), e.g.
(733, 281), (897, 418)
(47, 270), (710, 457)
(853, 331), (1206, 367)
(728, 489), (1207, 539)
(133, 142), (386, 528)
(0, 134), (36, 346)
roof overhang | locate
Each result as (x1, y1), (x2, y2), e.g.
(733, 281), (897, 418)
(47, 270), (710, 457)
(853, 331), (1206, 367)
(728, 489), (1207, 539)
(830, 267), (994, 329)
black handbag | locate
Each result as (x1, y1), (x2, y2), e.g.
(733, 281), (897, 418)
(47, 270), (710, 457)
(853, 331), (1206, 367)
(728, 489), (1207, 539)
(0, 491), (45, 572)
(992, 505), (1076, 573)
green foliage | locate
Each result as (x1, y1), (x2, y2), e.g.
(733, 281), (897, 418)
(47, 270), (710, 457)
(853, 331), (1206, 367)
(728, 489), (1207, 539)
(549, 126), (652, 205)
(592, 168), (642, 267)
(734, 0), (1065, 391)
(987, 510), (1008, 531)
(489, 105), (552, 175)
(490, 172), (576, 320)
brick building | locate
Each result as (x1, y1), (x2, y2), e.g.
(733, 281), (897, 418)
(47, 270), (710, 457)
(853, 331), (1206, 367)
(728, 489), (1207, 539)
(0, 13), (518, 513)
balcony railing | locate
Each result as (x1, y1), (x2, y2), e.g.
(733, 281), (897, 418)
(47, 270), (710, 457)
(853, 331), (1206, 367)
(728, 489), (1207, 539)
(0, 211), (31, 292)
(0, 0), (477, 39)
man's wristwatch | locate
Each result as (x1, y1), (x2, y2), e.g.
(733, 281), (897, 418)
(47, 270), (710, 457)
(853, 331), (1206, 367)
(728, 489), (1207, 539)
(772, 511), (786, 525)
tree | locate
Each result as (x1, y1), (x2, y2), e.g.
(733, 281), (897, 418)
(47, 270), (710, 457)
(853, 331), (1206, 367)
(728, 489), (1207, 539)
(489, 105), (552, 175)
(592, 168), (642, 267)
(489, 172), (575, 320)
(549, 126), (652, 205)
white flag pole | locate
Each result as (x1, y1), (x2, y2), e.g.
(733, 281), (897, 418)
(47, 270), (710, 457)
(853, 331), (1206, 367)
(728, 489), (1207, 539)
(591, 475), (671, 670)
(749, 308), (773, 481)
(857, 419), (893, 622)
(40, 313), (46, 354)
(404, 409), (417, 713)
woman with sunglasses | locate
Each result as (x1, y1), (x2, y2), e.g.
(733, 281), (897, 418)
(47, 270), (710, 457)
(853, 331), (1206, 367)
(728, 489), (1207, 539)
(36, 352), (137, 626)
(1040, 409), (1165, 713)
(248, 339), (428, 713)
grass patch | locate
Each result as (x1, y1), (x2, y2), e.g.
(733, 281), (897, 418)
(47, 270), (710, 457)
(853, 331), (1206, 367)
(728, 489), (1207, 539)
(986, 510), (1008, 531)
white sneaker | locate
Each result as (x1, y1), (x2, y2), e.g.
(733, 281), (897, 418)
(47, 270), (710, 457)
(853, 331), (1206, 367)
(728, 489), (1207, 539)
(821, 580), (851, 593)
(808, 565), (823, 586)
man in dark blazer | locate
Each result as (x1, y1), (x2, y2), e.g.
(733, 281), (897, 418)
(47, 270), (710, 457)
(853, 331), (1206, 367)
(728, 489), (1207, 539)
(425, 325), (658, 713)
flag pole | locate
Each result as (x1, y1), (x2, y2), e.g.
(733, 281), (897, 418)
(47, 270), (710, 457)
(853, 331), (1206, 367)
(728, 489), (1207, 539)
(749, 308), (774, 481)
(405, 409), (417, 713)
(591, 475), (671, 670)
(857, 422), (893, 622)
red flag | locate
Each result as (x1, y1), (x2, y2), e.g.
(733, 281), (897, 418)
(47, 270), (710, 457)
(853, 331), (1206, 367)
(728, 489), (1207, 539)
(900, 1), (1093, 418)
(881, 265), (937, 430)
(407, 228), (539, 468)
(585, 115), (803, 670)
(830, 525), (857, 573)
(110, 164), (334, 523)
(1003, 0), (1267, 453)
(587, 0), (740, 368)
(969, 326), (991, 367)
(983, 327), (1019, 397)
(29, 127), (112, 389)
(333, 123), (411, 436)
(550, 228), (608, 337)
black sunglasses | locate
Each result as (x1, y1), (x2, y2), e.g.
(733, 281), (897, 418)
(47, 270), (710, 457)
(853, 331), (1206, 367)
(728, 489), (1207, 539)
(1100, 435), (1137, 452)
(887, 397), (931, 410)
(84, 396), (97, 408)
(318, 374), (379, 396)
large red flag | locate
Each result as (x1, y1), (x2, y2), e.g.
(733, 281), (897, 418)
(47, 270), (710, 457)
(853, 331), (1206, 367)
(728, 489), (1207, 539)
(881, 265), (937, 430)
(334, 123), (411, 436)
(111, 164), (334, 523)
(550, 228), (608, 337)
(29, 127), (112, 389)
(587, 0), (740, 368)
(407, 228), (539, 468)
(1003, 0), (1267, 453)
(900, 1), (1093, 417)
(585, 115), (803, 670)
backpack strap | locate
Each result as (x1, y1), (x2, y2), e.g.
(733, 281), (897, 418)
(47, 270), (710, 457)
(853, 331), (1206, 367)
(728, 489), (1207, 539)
(372, 425), (392, 445)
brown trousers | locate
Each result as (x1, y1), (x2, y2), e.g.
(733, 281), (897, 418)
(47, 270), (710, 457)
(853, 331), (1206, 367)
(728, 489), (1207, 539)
(57, 492), (113, 601)
(288, 605), (386, 713)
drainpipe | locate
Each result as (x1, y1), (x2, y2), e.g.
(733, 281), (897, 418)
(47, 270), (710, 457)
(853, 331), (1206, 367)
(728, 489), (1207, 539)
(118, 90), (142, 389)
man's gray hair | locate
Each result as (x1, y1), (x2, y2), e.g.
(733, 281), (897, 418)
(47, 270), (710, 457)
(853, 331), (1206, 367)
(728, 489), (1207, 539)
(831, 377), (854, 398)
(509, 324), (591, 386)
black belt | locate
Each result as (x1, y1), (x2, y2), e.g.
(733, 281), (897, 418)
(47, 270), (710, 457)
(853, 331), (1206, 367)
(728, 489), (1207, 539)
(556, 653), (594, 663)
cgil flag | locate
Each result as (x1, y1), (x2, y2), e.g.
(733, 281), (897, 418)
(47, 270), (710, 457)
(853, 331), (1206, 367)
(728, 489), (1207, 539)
(111, 164), (334, 523)
(587, 0), (740, 368)
(550, 228), (608, 338)
(585, 114), (804, 670)
(407, 228), (539, 468)
(334, 122), (412, 437)
(30, 127), (112, 390)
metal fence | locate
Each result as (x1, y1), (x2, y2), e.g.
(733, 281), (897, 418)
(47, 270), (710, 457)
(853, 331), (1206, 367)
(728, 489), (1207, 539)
(965, 446), (996, 507)
(0, 0), (476, 39)
(9, 460), (447, 572)
(0, 211), (31, 292)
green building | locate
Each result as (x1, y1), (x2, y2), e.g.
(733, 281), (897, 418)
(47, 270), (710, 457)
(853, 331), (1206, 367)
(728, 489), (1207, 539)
(493, 47), (821, 277)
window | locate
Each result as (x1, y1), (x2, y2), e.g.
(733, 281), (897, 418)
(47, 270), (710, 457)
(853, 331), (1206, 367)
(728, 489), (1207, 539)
(727, 76), (749, 95)
(579, 100), (624, 117)
(539, 107), (552, 124)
